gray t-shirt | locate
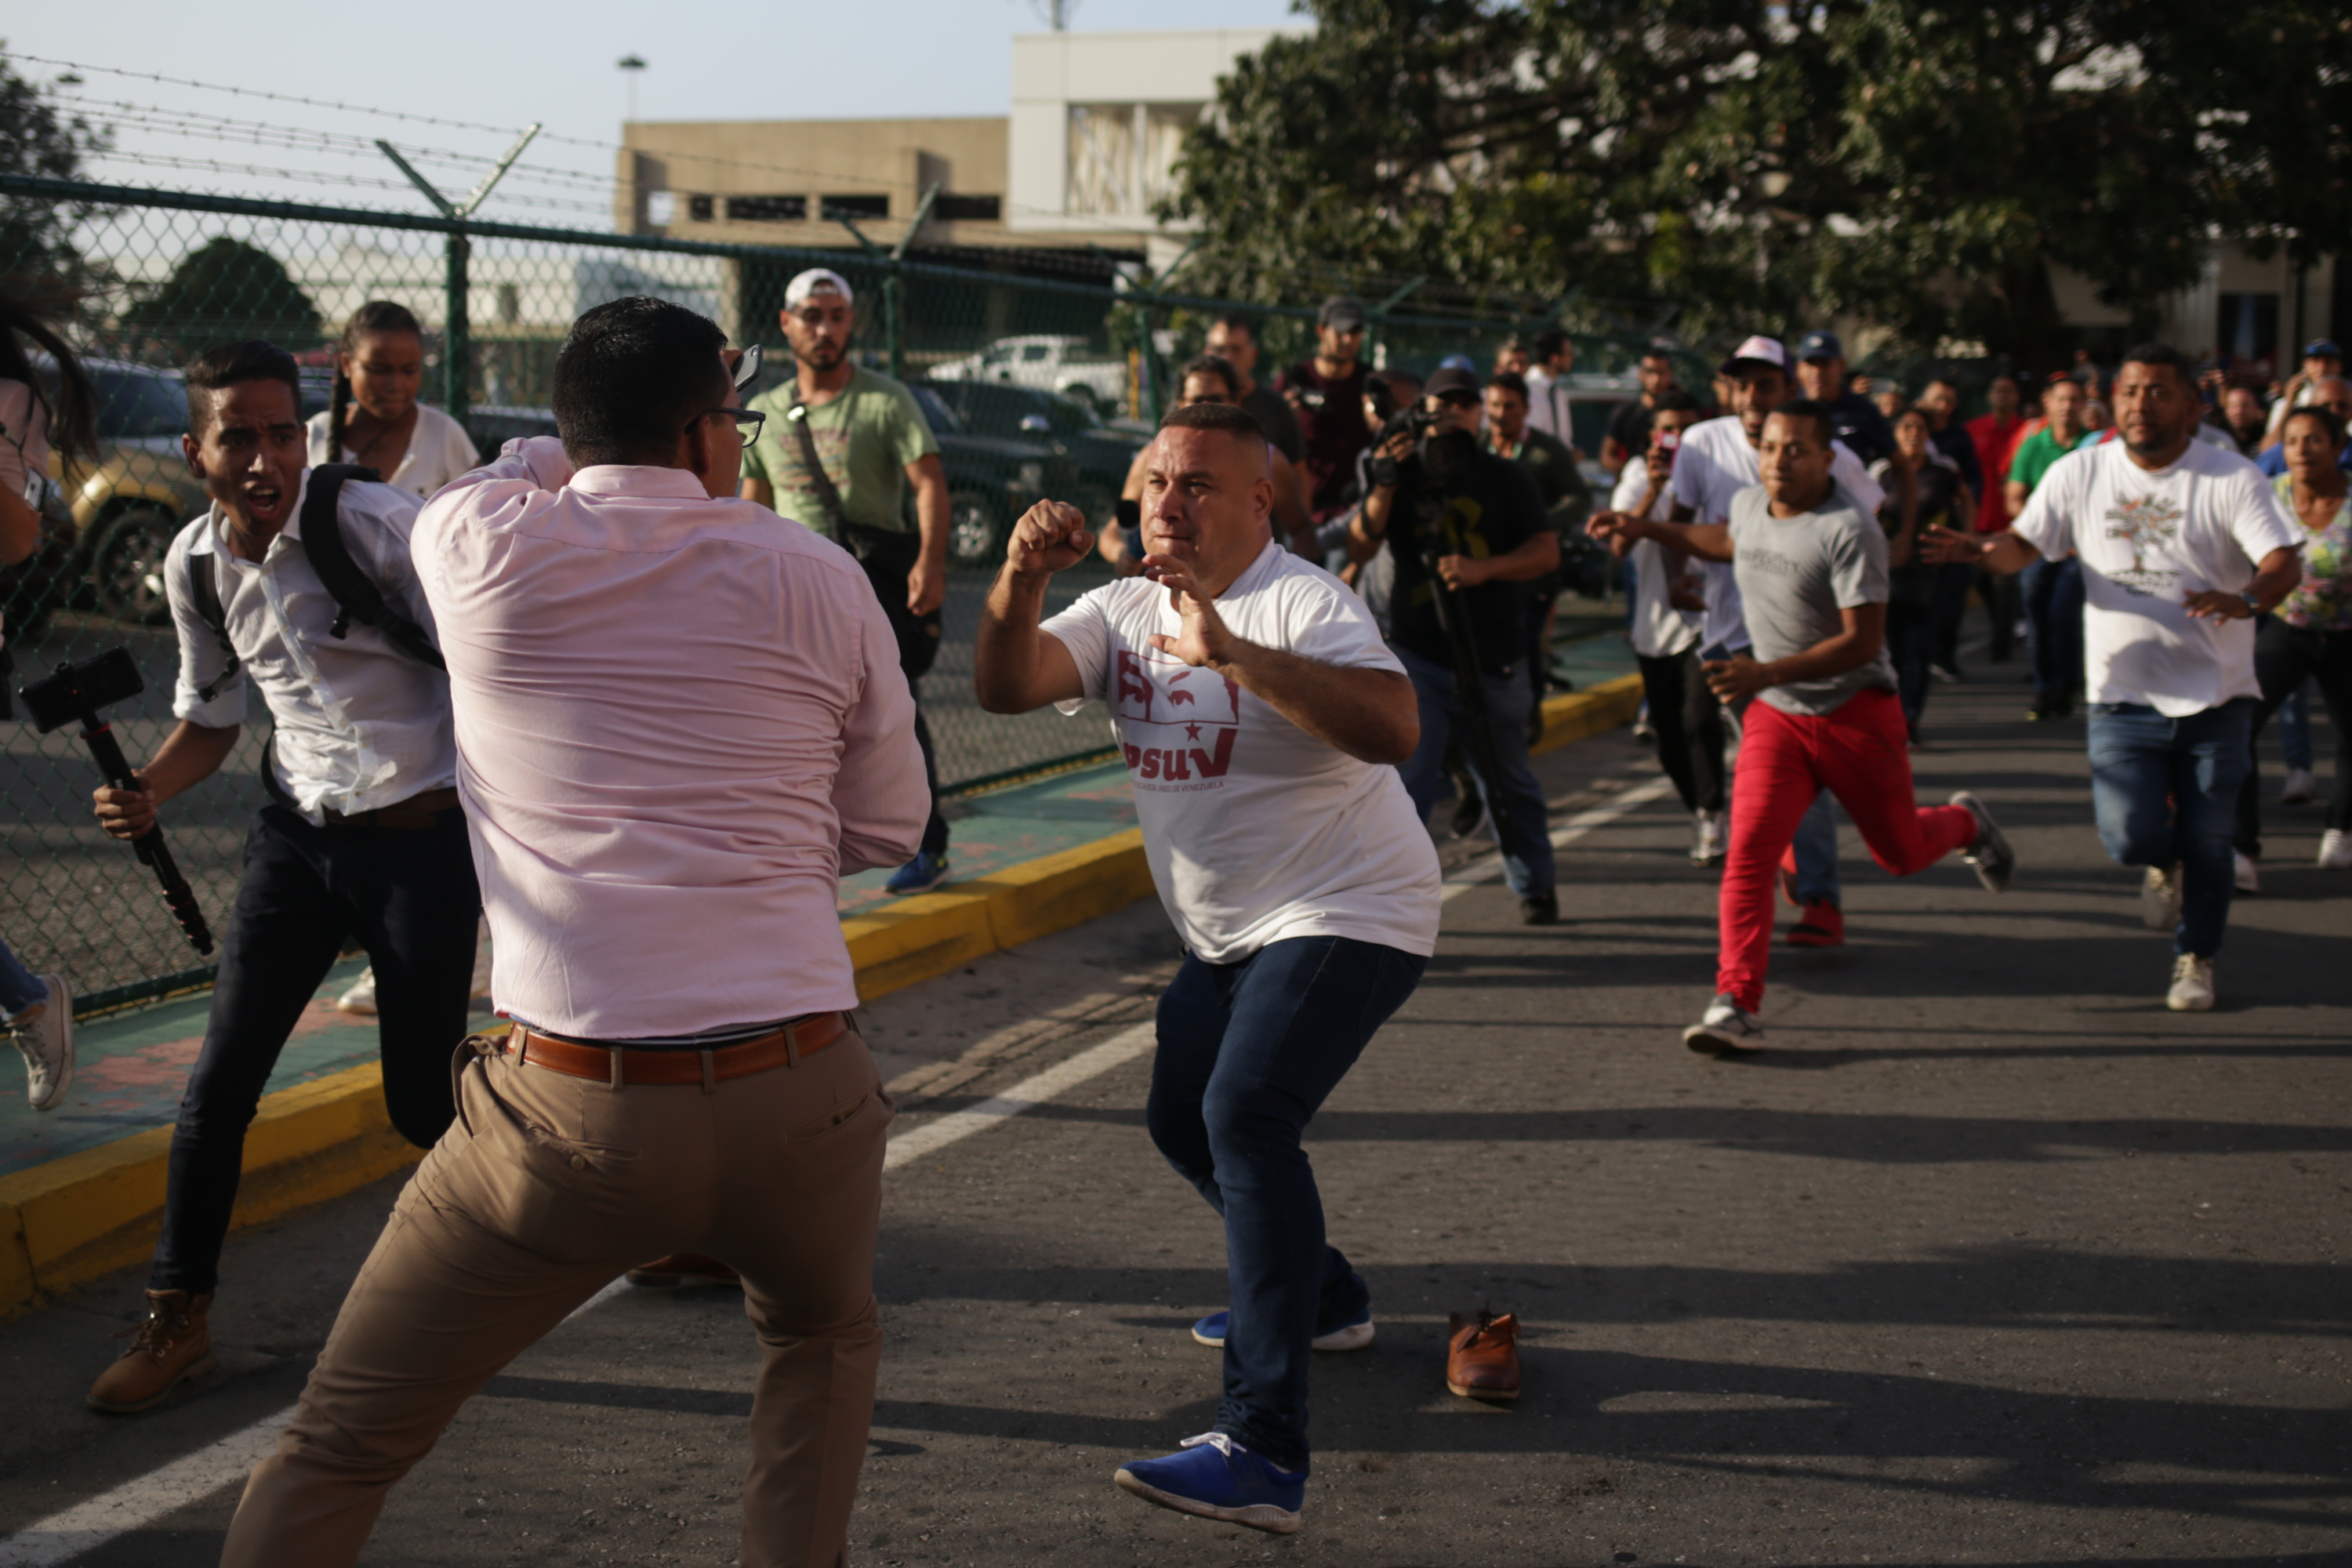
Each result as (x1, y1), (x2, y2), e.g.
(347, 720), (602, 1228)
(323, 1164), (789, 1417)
(1727, 482), (1896, 717)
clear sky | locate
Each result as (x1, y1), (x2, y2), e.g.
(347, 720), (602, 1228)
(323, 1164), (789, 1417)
(7, 1), (1305, 221)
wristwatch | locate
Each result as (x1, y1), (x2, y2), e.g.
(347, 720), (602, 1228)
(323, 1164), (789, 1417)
(2239, 590), (2262, 616)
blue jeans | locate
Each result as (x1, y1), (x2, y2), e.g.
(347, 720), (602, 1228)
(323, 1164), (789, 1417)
(2278, 680), (2314, 772)
(2085, 700), (2253, 958)
(2021, 555), (2085, 702)
(1396, 646), (1555, 898)
(0, 937), (42, 1018)
(1146, 935), (1428, 1472)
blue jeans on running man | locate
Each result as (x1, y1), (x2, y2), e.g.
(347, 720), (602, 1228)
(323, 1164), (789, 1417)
(2021, 555), (2085, 706)
(1146, 935), (1428, 1472)
(1396, 647), (1554, 898)
(0, 936), (43, 1018)
(2085, 699), (2253, 959)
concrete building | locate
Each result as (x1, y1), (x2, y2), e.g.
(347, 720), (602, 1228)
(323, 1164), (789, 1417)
(612, 27), (1303, 268)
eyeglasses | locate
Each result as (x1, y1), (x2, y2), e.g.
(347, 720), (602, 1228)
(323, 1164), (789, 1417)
(688, 407), (767, 444)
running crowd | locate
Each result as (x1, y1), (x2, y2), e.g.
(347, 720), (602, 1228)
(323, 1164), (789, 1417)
(0, 275), (2343, 1559)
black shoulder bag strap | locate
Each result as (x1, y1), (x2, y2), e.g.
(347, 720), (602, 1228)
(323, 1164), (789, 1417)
(187, 546), (241, 704)
(299, 463), (447, 672)
(786, 397), (854, 543)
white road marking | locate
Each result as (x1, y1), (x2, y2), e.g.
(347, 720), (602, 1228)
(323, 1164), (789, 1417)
(1440, 773), (1682, 902)
(0, 1018), (1163, 1564)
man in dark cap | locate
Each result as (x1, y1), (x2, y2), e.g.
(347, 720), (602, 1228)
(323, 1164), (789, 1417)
(1794, 329), (1896, 466)
(1278, 296), (1373, 525)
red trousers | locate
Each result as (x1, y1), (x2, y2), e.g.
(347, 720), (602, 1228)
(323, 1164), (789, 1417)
(1718, 687), (1977, 1011)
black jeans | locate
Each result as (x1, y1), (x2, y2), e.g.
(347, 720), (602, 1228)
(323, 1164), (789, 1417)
(150, 805), (481, 1294)
(1887, 597), (1937, 725)
(1929, 561), (1974, 672)
(865, 554), (950, 858)
(2234, 619), (2352, 856)
(1636, 649), (1726, 814)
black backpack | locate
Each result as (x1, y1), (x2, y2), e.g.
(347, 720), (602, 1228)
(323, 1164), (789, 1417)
(186, 463), (447, 702)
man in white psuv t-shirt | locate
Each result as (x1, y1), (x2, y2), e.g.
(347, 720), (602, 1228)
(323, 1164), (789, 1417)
(976, 401), (1438, 1538)
(1929, 343), (2303, 1013)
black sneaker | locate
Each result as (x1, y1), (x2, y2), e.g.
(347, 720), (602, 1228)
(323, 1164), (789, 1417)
(1519, 891), (1559, 925)
(1951, 791), (2015, 892)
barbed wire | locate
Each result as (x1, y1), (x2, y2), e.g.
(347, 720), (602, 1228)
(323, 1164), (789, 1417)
(79, 149), (618, 219)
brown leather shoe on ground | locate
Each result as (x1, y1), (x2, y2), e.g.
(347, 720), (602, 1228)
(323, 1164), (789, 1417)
(87, 1290), (216, 1414)
(625, 1254), (740, 1289)
(1446, 1309), (1521, 1400)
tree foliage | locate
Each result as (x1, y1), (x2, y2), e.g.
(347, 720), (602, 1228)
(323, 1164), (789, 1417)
(122, 238), (322, 363)
(0, 46), (114, 283)
(1165, 1), (2352, 362)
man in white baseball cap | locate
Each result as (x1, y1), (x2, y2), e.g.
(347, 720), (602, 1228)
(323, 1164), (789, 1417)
(740, 263), (955, 908)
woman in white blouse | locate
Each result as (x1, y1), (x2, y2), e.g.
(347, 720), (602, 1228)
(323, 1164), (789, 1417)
(305, 300), (477, 499)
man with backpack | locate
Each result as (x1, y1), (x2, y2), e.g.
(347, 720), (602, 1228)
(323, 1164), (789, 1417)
(82, 340), (477, 1414)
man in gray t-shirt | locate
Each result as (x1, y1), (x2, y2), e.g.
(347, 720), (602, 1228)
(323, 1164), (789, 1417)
(1726, 481), (1897, 716)
(1588, 401), (2015, 1054)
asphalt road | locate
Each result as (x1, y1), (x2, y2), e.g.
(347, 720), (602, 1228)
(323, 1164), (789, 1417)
(1, 669), (2346, 1567)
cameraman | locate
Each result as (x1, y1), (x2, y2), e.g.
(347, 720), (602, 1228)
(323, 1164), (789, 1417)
(1352, 366), (1563, 923)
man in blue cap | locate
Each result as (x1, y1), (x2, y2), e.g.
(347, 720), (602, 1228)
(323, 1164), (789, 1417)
(1794, 329), (1897, 466)
(2260, 339), (2346, 452)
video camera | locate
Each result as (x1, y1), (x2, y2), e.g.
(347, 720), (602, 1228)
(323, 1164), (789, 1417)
(1372, 405), (1477, 488)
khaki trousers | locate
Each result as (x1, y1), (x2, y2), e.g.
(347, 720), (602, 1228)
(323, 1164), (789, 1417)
(220, 1025), (894, 1568)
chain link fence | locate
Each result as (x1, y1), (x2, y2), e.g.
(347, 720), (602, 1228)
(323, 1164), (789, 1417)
(2, 173), (1696, 1011)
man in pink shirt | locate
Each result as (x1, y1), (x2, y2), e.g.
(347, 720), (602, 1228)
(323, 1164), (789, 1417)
(220, 297), (927, 1568)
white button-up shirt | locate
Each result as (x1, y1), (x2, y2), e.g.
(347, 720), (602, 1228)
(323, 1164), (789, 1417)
(165, 470), (457, 822)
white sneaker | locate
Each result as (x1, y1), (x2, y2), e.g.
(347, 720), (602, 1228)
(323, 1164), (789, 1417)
(1690, 810), (1725, 866)
(2280, 768), (2317, 805)
(2233, 851), (2260, 895)
(2319, 829), (2352, 869)
(1682, 993), (1764, 1054)
(336, 967), (379, 1016)
(2165, 953), (2216, 1012)
(8, 974), (74, 1112)
(2140, 865), (2182, 932)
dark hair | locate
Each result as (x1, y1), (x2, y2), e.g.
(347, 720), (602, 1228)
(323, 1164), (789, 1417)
(340, 299), (425, 354)
(0, 282), (99, 466)
(1533, 328), (1570, 361)
(2121, 342), (2190, 383)
(1180, 354), (1241, 397)
(1210, 314), (1258, 342)
(2283, 402), (2349, 449)
(1769, 397), (1835, 445)
(1895, 405), (1933, 426)
(185, 340), (302, 435)
(1159, 400), (1267, 450)
(1487, 370), (1530, 401)
(1649, 387), (1701, 419)
(553, 296), (729, 466)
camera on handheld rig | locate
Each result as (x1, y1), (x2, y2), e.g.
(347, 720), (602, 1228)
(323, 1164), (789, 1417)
(1370, 404), (1478, 490)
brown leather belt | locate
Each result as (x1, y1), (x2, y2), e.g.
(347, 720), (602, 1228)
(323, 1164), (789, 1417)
(321, 787), (463, 830)
(502, 1011), (851, 1087)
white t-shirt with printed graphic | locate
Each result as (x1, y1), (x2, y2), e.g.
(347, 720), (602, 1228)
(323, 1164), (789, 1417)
(2010, 439), (2301, 717)
(1041, 539), (1441, 964)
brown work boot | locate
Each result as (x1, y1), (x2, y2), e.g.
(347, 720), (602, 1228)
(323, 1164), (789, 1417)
(624, 1254), (739, 1289)
(1446, 1309), (1521, 1401)
(87, 1290), (216, 1414)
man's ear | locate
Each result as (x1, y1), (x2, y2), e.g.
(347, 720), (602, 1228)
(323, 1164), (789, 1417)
(181, 431), (205, 479)
(680, 413), (713, 479)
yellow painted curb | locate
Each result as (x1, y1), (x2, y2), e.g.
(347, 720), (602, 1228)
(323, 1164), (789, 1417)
(0, 670), (1641, 1321)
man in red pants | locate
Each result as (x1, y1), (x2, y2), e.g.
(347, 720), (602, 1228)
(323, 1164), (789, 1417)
(1590, 400), (2017, 1051)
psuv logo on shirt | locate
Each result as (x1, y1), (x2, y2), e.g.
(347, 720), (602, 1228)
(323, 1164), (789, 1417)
(1113, 648), (1241, 791)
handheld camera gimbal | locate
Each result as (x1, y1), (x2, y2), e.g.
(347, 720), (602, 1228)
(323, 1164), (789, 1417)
(18, 648), (216, 956)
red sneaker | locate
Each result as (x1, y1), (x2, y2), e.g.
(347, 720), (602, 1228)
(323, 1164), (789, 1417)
(1788, 902), (1845, 947)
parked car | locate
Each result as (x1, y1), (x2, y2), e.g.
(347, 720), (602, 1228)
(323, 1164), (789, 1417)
(2, 358), (211, 634)
(926, 334), (1130, 415)
(906, 384), (1076, 568)
(920, 380), (1145, 528)
(466, 405), (561, 452)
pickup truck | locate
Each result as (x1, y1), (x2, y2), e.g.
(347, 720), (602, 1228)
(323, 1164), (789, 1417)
(926, 335), (1130, 416)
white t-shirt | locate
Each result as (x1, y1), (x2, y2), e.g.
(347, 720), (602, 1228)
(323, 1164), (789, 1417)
(306, 401), (479, 500)
(2010, 440), (2302, 717)
(1041, 539), (1441, 964)
(1524, 365), (1573, 446)
(1670, 416), (1884, 652)
(1613, 456), (1699, 659)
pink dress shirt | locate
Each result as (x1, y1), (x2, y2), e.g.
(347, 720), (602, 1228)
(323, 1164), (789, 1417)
(411, 437), (927, 1039)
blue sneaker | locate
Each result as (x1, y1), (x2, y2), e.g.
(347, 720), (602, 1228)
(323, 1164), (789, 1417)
(1189, 1307), (1374, 1352)
(1114, 1432), (1305, 1534)
(884, 851), (950, 896)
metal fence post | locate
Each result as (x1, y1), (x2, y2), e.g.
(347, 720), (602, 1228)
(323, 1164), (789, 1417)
(885, 264), (904, 383)
(445, 228), (470, 428)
